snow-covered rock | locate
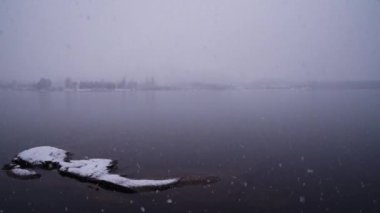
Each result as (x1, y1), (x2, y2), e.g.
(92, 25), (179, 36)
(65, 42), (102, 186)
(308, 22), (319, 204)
(7, 167), (41, 179)
(15, 146), (69, 168)
(59, 159), (115, 179)
(59, 158), (179, 190)
(98, 174), (179, 189)
(4, 146), (182, 192)
(4, 146), (219, 192)
(11, 168), (38, 176)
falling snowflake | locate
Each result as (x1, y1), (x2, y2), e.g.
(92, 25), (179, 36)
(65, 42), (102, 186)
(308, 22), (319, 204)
(299, 196), (305, 204)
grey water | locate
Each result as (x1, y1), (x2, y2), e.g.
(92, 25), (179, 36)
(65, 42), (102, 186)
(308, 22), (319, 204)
(0, 89), (380, 213)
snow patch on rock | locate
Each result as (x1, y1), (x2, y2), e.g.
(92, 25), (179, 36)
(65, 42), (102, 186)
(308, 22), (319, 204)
(6, 166), (41, 179)
(10, 168), (38, 176)
(99, 174), (179, 188)
(59, 159), (114, 178)
(59, 158), (179, 188)
(16, 146), (69, 166)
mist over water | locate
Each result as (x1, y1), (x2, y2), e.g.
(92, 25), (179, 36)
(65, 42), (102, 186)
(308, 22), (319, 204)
(0, 0), (380, 83)
(1, 0), (380, 212)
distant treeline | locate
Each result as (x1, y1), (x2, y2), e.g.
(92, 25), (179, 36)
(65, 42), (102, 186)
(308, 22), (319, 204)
(245, 80), (380, 90)
(1, 79), (380, 91)
(65, 78), (139, 90)
(303, 81), (380, 89)
(0, 77), (155, 91)
(0, 77), (235, 91)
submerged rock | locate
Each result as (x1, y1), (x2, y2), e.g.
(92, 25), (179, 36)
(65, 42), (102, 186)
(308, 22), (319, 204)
(3, 146), (219, 193)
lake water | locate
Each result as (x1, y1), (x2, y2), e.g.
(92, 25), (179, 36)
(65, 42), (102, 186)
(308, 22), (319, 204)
(0, 90), (380, 213)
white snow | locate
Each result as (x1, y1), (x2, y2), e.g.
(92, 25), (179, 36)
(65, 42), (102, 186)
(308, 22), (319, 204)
(17, 146), (68, 165)
(99, 174), (179, 188)
(59, 159), (114, 178)
(299, 196), (306, 203)
(10, 168), (38, 176)
(9, 146), (180, 190)
(59, 158), (179, 188)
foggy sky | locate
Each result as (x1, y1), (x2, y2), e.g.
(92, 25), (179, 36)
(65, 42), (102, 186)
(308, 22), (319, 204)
(0, 0), (379, 83)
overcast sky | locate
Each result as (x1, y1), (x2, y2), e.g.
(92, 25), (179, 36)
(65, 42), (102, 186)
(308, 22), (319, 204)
(0, 0), (379, 83)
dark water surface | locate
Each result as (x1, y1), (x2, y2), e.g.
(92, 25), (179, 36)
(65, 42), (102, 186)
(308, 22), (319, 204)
(0, 90), (380, 213)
